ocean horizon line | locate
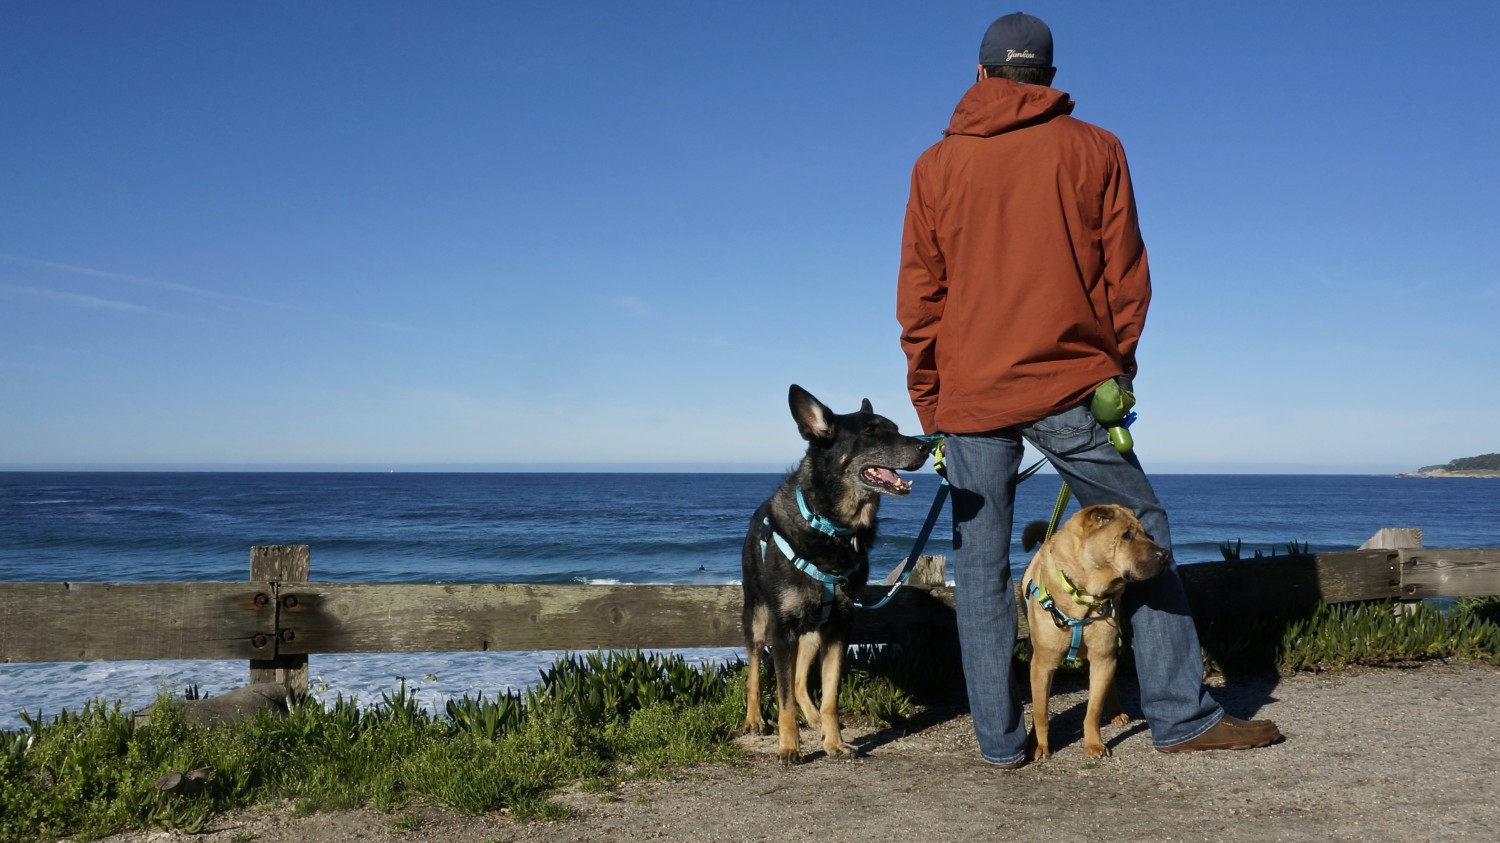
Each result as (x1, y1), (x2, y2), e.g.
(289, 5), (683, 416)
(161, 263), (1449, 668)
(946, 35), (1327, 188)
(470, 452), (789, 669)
(1, 461), (1414, 475)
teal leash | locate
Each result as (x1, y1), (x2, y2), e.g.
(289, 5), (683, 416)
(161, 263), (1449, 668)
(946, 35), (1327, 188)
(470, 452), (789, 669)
(859, 435), (1045, 611)
(855, 474), (949, 611)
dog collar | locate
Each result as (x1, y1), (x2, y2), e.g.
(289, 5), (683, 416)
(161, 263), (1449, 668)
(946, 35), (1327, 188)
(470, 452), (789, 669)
(795, 486), (852, 537)
(1056, 568), (1112, 609)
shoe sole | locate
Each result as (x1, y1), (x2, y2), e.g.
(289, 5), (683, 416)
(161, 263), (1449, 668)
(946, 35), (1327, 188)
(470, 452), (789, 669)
(1157, 734), (1279, 753)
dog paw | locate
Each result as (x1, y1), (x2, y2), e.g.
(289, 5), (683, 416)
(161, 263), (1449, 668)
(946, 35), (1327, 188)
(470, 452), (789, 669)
(1026, 732), (1049, 761)
(777, 748), (803, 766)
(1108, 712), (1132, 726)
(825, 740), (859, 760)
(1084, 742), (1111, 760)
(740, 720), (771, 736)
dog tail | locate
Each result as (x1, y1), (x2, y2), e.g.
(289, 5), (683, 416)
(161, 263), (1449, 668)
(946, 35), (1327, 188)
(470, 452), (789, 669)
(1021, 520), (1050, 552)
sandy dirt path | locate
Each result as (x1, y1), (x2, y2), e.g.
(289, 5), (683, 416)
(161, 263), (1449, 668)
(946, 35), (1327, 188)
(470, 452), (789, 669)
(98, 661), (1500, 843)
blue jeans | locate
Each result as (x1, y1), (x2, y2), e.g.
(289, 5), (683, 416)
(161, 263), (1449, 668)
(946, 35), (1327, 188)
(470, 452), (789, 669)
(944, 402), (1223, 764)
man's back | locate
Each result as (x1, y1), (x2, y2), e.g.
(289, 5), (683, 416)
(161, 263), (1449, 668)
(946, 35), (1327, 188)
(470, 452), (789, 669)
(898, 77), (1151, 435)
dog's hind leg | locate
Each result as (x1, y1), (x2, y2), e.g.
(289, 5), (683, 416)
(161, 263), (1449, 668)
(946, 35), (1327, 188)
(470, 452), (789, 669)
(817, 634), (856, 758)
(742, 604), (771, 735)
(1104, 678), (1130, 726)
(742, 644), (769, 735)
(1083, 653), (1116, 759)
(771, 630), (803, 764)
(793, 630), (822, 729)
(1028, 649), (1058, 760)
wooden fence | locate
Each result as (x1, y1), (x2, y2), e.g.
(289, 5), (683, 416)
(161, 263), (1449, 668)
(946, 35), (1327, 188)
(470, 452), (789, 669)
(3, 542), (1499, 693)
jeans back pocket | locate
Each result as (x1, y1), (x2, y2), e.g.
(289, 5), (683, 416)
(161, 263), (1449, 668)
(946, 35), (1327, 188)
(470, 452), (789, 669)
(1025, 403), (1104, 457)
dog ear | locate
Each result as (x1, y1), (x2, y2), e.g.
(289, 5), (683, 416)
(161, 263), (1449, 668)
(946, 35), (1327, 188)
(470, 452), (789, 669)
(789, 385), (835, 442)
(860, 398), (873, 413)
(1086, 505), (1119, 529)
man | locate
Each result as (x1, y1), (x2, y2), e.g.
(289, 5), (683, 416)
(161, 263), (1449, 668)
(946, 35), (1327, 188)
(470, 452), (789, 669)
(896, 12), (1279, 767)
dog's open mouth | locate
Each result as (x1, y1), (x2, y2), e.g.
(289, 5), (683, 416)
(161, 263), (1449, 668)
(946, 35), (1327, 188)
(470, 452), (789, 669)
(860, 466), (913, 495)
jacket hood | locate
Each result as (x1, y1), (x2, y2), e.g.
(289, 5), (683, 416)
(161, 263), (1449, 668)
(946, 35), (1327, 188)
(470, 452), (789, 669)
(944, 77), (1075, 137)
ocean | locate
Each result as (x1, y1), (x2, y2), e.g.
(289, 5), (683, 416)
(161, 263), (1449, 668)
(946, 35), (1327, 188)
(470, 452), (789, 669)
(3, 470), (1498, 730)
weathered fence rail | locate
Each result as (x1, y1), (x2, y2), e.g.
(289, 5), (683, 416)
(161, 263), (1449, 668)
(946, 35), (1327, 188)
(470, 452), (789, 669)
(3, 544), (1499, 692)
(1175, 547), (1500, 612)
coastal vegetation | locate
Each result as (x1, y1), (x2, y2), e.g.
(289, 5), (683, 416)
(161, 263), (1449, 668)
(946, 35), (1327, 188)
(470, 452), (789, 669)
(3, 602), (1500, 840)
(1407, 452), (1500, 476)
(0, 649), (912, 841)
(1193, 597), (1500, 673)
(1217, 539), (1309, 561)
(1447, 453), (1500, 471)
(1428, 453), (1500, 474)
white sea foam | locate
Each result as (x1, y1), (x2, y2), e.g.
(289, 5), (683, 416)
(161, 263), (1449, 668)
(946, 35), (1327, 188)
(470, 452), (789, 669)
(0, 647), (745, 731)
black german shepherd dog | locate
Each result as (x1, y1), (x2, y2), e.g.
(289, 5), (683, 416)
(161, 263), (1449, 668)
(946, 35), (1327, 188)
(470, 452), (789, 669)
(741, 384), (930, 764)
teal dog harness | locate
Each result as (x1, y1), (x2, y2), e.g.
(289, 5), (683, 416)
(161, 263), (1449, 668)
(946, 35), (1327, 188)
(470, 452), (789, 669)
(1026, 577), (1114, 662)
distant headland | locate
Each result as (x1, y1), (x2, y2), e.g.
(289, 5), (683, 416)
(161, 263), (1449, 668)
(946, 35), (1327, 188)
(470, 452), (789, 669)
(1399, 452), (1500, 478)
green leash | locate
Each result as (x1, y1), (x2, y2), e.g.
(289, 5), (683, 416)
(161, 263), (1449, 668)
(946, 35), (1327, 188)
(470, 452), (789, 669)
(1044, 481), (1074, 541)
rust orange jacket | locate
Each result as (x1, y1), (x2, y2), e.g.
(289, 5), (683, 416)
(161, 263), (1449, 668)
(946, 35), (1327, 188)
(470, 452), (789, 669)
(897, 77), (1151, 435)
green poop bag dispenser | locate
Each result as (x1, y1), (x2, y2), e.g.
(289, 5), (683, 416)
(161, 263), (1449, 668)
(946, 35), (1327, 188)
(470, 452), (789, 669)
(1090, 378), (1136, 453)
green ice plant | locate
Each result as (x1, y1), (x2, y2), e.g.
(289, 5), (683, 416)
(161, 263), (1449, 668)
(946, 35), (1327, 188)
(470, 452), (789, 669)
(0, 652), (746, 840)
(1218, 538), (1309, 561)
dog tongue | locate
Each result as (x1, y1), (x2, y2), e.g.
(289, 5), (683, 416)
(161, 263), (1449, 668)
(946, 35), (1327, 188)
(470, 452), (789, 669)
(869, 468), (901, 485)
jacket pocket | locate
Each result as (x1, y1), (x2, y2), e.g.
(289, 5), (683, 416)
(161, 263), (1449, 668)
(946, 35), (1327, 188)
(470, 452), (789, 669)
(1026, 403), (1105, 457)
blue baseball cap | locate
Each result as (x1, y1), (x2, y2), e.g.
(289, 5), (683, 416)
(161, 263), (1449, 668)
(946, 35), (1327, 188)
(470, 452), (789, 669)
(978, 12), (1053, 68)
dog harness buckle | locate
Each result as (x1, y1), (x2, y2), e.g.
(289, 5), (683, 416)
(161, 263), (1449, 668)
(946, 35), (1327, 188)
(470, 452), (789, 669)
(1056, 568), (1113, 613)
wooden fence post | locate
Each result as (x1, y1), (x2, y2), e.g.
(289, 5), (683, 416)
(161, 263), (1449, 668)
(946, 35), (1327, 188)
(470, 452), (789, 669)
(1359, 528), (1423, 551)
(249, 545), (309, 692)
(1360, 528), (1423, 618)
(888, 553), (947, 587)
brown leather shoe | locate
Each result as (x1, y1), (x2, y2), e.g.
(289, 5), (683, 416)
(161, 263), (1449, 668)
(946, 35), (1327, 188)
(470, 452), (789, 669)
(1157, 715), (1281, 752)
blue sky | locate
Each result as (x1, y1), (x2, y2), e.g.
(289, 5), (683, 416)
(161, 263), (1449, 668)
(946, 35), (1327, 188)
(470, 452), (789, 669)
(2, 1), (1496, 473)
